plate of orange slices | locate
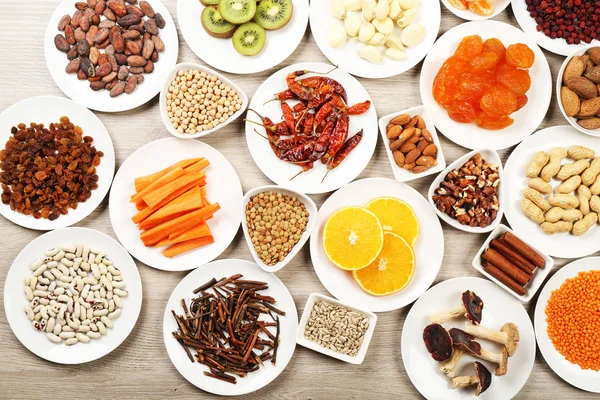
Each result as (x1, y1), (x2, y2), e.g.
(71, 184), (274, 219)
(309, 178), (444, 312)
(441, 0), (510, 21)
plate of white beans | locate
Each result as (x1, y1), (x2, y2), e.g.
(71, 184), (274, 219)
(4, 227), (142, 364)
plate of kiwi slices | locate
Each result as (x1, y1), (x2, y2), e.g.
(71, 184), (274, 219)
(178, 0), (309, 74)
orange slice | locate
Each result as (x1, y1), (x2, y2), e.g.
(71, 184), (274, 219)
(365, 197), (419, 247)
(447, 0), (468, 10)
(322, 206), (384, 271)
(469, 0), (494, 16)
(353, 232), (416, 296)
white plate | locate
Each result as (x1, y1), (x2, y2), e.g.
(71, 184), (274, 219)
(428, 148), (504, 233)
(177, 0), (309, 75)
(241, 185), (318, 273)
(420, 20), (552, 150)
(159, 62), (249, 139)
(512, 0), (599, 56)
(441, 0), (511, 21)
(378, 105), (446, 183)
(163, 259), (298, 395)
(471, 224), (554, 303)
(296, 293), (377, 365)
(309, 178), (444, 312)
(45, 0), (179, 112)
(504, 125), (600, 259)
(0, 96), (115, 230)
(4, 227), (142, 364)
(556, 45), (600, 137)
(109, 137), (242, 271)
(245, 62), (377, 195)
(534, 257), (600, 393)
(402, 277), (536, 400)
(309, 0), (440, 79)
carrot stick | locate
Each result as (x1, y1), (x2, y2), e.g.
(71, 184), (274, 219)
(140, 205), (217, 246)
(139, 188), (204, 230)
(163, 235), (215, 258)
(135, 176), (206, 211)
(130, 167), (185, 203)
(183, 159), (210, 173)
(167, 203), (220, 239)
(134, 158), (202, 192)
(155, 223), (211, 247)
(142, 173), (205, 209)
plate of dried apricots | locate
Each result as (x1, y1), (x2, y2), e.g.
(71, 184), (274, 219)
(420, 21), (551, 150)
(441, 0), (511, 21)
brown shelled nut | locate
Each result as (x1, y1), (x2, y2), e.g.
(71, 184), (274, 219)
(385, 113), (437, 173)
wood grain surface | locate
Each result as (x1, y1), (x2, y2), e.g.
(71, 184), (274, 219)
(0, 1), (595, 399)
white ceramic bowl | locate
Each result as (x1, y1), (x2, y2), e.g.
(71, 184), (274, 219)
(556, 44), (600, 137)
(428, 148), (504, 233)
(159, 62), (249, 139)
(378, 105), (446, 183)
(441, 0), (511, 21)
(241, 185), (318, 273)
(296, 293), (377, 365)
(471, 224), (554, 303)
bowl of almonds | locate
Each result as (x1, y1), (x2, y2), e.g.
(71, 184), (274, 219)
(557, 44), (600, 136)
(378, 105), (446, 182)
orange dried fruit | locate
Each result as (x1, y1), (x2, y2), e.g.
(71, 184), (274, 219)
(480, 85), (518, 118)
(468, 0), (494, 16)
(454, 35), (483, 61)
(506, 43), (535, 68)
(496, 67), (531, 95)
(457, 71), (494, 103)
(469, 51), (499, 72)
(447, 100), (477, 123)
(433, 56), (464, 106)
(447, 0), (468, 9)
(482, 38), (506, 62)
(476, 112), (514, 130)
(516, 95), (528, 111)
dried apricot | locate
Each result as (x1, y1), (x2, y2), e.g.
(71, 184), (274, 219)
(454, 35), (483, 62)
(447, 0), (468, 9)
(447, 100), (477, 123)
(480, 85), (518, 117)
(515, 95), (528, 111)
(476, 113), (514, 130)
(506, 43), (535, 68)
(433, 56), (465, 106)
(457, 71), (494, 103)
(482, 38), (506, 62)
(469, 52), (499, 72)
(496, 67), (531, 95)
(468, 0), (494, 16)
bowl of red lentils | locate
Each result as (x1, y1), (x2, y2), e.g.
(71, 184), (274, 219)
(159, 62), (248, 139)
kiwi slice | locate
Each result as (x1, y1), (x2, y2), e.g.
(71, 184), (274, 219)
(200, 0), (220, 6)
(219, 0), (257, 24)
(201, 7), (237, 38)
(232, 22), (266, 56)
(253, 0), (293, 30)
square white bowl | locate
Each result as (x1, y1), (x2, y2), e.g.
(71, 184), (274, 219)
(159, 62), (249, 139)
(296, 293), (377, 365)
(471, 224), (554, 303)
(241, 185), (318, 273)
(378, 105), (446, 183)
(428, 148), (504, 233)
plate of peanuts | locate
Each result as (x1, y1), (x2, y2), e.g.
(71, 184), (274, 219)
(4, 227), (142, 364)
(504, 125), (600, 258)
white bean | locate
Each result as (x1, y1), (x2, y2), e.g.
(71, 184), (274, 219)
(29, 277), (37, 290)
(46, 317), (56, 333)
(30, 258), (45, 270)
(68, 267), (76, 277)
(25, 305), (34, 320)
(90, 247), (101, 255)
(100, 315), (113, 328)
(33, 290), (48, 297)
(107, 265), (120, 276)
(113, 295), (122, 309)
(83, 277), (97, 285)
(56, 264), (68, 275)
(99, 264), (108, 275)
(87, 331), (101, 339)
(102, 258), (113, 266)
(86, 308), (94, 320)
(65, 338), (78, 346)
(67, 285), (77, 297)
(113, 289), (128, 297)
(47, 333), (62, 343)
(90, 284), (101, 291)
(67, 317), (79, 330)
(46, 261), (58, 268)
(107, 309), (121, 320)
(80, 261), (90, 272)
(90, 323), (98, 332)
(35, 284), (48, 291)
(97, 321), (107, 335)
(50, 268), (63, 279)
(38, 277), (50, 285)
(67, 298), (74, 313)
(93, 309), (108, 317)
(94, 290), (101, 300)
(59, 276), (72, 283)
(106, 290), (113, 300)
(53, 250), (65, 261)
(40, 306), (48, 320)
(48, 281), (56, 292)
(75, 244), (83, 257)
(95, 252), (106, 264)
(82, 319), (91, 326)
(25, 287), (33, 301)
(82, 245), (89, 260)
(54, 287), (65, 296)
(75, 277), (84, 292)
(57, 281), (70, 289)
(74, 302), (80, 319)
(76, 333), (90, 343)
(57, 295), (70, 303)
(108, 299), (115, 313)
(61, 325), (73, 332)
(112, 281), (126, 289)
(39, 298), (50, 306)
(77, 269), (87, 278)
(59, 331), (75, 339)
(43, 271), (54, 280)
(87, 253), (95, 264)
(78, 325), (90, 333)
(45, 248), (59, 257)
(32, 264), (47, 277)
(91, 264), (100, 280)
(60, 258), (73, 268)
(53, 323), (62, 335)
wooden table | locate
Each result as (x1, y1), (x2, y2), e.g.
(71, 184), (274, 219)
(0, 1), (595, 399)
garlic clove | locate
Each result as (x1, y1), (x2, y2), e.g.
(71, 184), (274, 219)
(358, 45), (383, 63)
(358, 22), (376, 43)
(374, 0), (390, 19)
(385, 48), (406, 60)
(399, 0), (420, 10)
(329, 22), (348, 47)
(330, 0), (347, 19)
(401, 23), (426, 47)
(385, 33), (404, 50)
(361, 0), (376, 21)
(368, 32), (386, 46)
(388, 0), (402, 19)
(344, 11), (362, 37)
(372, 17), (395, 35)
(397, 7), (418, 28)
(344, 0), (362, 11)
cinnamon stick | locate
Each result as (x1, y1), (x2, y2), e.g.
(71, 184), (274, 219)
(482, 248), (532, 285)
(502, 231), (545, 268)
(490, 238), (536, 274)
(482, 260), (527, 296)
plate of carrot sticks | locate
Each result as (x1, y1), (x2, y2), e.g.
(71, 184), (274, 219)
(109, 137), (243, 271)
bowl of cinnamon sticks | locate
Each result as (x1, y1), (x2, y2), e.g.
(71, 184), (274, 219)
(472, 224), (554, 303)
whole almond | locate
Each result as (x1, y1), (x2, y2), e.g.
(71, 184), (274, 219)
(405, 148), (421, 164)
(406, 135), (420, 145)
(386, 125), (402, 140)
(403, 162), (416, 171)
(400, 142), (416, 153)
(390, 114), (410, 126)
(415, 115), (426, 129)
(416, 156), (436, 167)
(421, 128), (433, 142)
(412, 165), (430, 173)
(563, 56), (586, 83)
(561, 86), (581, 117)
(390, 138), (404, 151)
(423, 143), (438, 157)
(585, 65), (600, 83)
(578, 117), (600, 130)
(393, 150), (405, 167)
(405, 116), (419, 129)
(587, 47), (600, 65)
(399, 127), (416, 141)
(577, 97), (600, 118)
(416, 139), (428, 152)
(567, 77), (598, 99)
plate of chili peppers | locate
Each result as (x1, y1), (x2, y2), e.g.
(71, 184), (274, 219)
(163, 259), (298, 395)
(244, 62), (377, 195)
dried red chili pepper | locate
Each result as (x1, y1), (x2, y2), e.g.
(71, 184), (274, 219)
(321, 113), (349, 164)
(322, 130), (364, 182)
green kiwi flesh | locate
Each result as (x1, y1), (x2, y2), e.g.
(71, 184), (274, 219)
(253, 0), (293, 30)
(200, 0), (220, 6)
(232, 22), (266, 56)
(219, 0), (257, 24)
(201, 7), (237, 38)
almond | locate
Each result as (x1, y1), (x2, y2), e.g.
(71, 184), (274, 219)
(587, 47), (600, 65)
(416, 156), (436, 167)
(393, 150), (405, 167)
(400, 142), (416, 153)
(386, 125), (402, 140)
(390, 114), (410, 125)
(421, 128), (433, 142)
(423, 143), (438, 157)
(566, 77), (598, 99)
(390, 138), (404, 151)
(399, 127), (416, 141)
(585, 66), (600, 83)
(405, 116), (419, 128)
(561, 86), (581, 117)
(405, 148), (421, 164)
(415, 115), (426, 129)
(416, 139), (428, 152)
(412, 165), (430, 173)
(403, 162), (416, 170)
(577, 97), (600, 118)
(563, 56), (586, 83)
(578, 117), (600, 130)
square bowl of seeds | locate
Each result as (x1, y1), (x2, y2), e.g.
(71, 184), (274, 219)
(241, 185), (318, 273)
(296, 293), (377, 365)
(159, 62), (248, 139)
